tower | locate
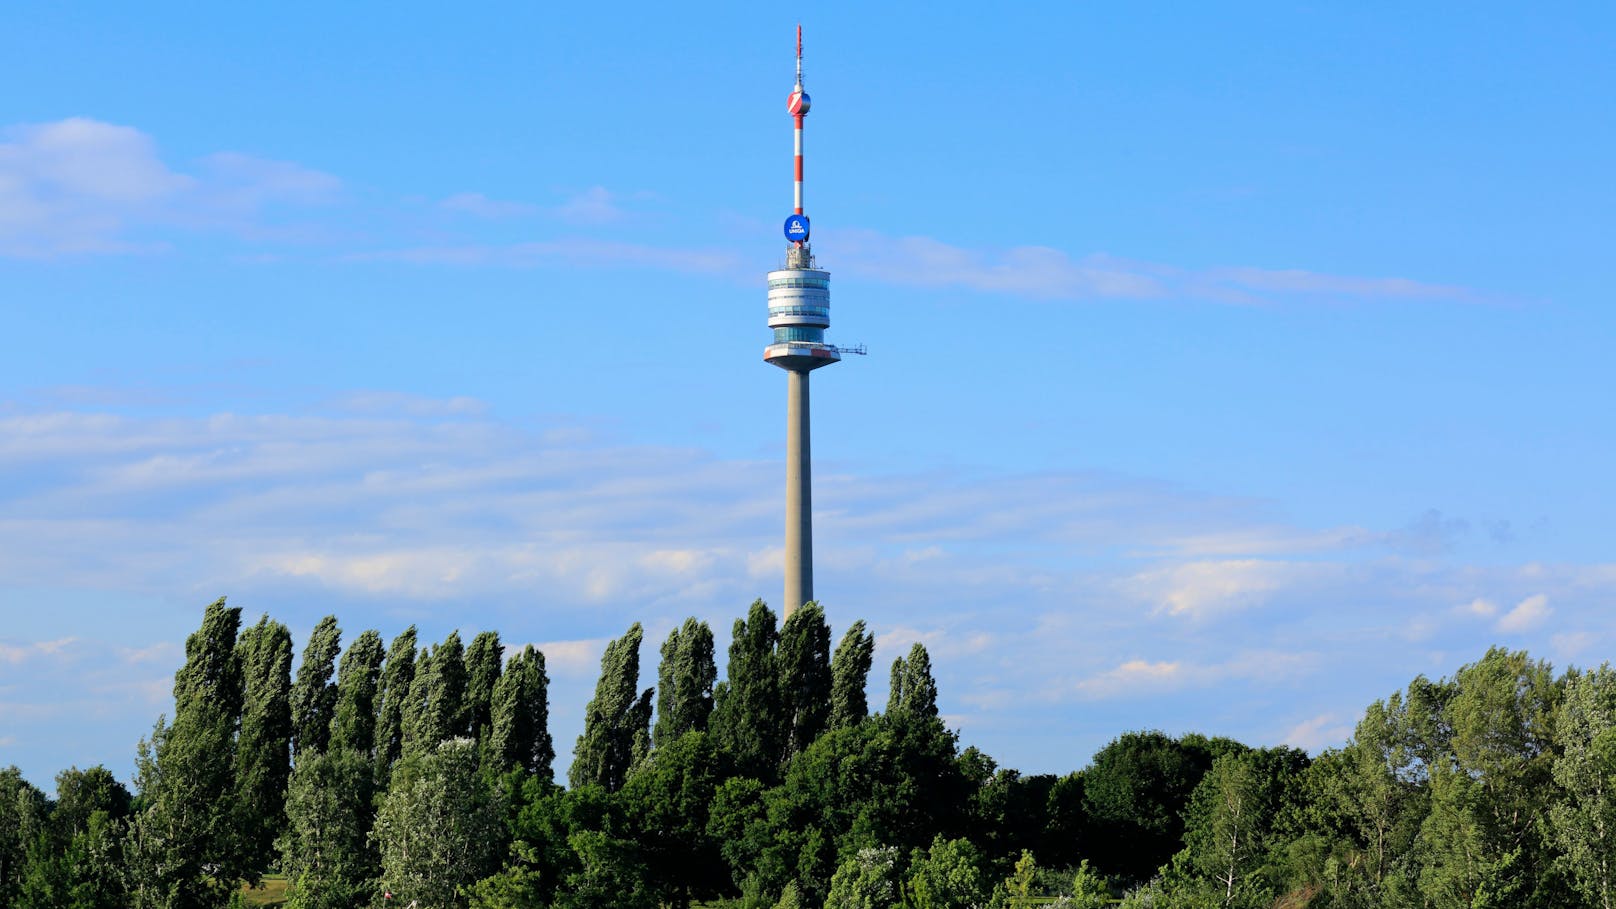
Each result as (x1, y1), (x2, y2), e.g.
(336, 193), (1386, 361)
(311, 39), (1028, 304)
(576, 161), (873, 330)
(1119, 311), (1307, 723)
(766, 26), (840, 618)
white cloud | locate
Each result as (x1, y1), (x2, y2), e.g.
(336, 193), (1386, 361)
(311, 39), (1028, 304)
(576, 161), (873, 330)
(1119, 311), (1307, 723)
(1281, 713), (1354, 752)
(1122, 559), (1314, 619)
(1461, 597), (1498, 617)
(343, 237), (743, 275)
(441, 192), (535, 218)
(1496, 593), (1551, 633)
(0, 637), (78, 665)
(1552, 631), (1597, 662)
(1075, 659), (1184, 698)
(0, 118), (341, 257)
(825, 228), (1479, 306)
(120, 642), (181, 664)
(529, 638), (610, 677)
(555, 186), (625, 224)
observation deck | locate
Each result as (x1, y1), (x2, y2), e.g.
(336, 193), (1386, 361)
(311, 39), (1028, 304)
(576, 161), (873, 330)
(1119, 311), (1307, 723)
(764, 248), (840, 371)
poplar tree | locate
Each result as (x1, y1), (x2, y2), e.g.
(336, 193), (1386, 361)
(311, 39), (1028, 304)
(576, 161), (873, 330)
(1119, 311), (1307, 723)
(463, 631), (503, 743)
(829, 620), (875, 730)
(888, 642), (939, 719)
(488, 644), (555, 779)
(654, 618), (717, 748)
(778, 603), (832, 762)
(711, 601), (784, 777)
(290, 616), (341, 761)
(570, 623), (654, 792)
(282, 749), (376, 909)
(234, 614), (293, 877)
(125, 597), (245, 908)
(406, 632), (468, 756)
(374, 739), (505, 909)
(329, 629), (385, 758)
(374, 626), (418, 783)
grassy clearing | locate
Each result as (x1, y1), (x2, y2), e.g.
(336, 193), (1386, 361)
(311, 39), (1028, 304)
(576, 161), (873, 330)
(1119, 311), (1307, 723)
(241, 874), (290, 906)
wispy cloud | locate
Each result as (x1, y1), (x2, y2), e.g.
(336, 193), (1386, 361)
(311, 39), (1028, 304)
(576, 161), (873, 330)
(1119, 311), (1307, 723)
(1121, 558), (1326, 619)
(441, 192), (536, 219)
(0, 637), (78, 665)
(826, 228), (1480, 306)
(0, 118), (341, 257)
(1496, 593), (1551, 633)
(342, 237), (744, 275)
(555, 186), (626, 224)
(1072, 649), (1314, 700)
(1281, 712), (1354, 752)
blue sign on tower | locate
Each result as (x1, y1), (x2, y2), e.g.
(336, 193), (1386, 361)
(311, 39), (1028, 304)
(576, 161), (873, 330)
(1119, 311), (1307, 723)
(783, 214), (810, 243)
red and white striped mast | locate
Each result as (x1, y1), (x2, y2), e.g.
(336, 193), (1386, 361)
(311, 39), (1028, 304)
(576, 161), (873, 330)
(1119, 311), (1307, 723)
(789, 24), (809, 222)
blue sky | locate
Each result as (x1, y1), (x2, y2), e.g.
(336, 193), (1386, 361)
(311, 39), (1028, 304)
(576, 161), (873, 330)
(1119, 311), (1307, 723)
(2, 2), (1614, 788)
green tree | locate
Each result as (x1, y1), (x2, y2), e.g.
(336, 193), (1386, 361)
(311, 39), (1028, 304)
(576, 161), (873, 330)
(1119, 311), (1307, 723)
(1415, 647), (1560, 909)
(328, 629), (384, 758)
(234, 614), (293, 878)
(887, 642), (939, 719)
(125, 597), (247, 908)
(63, 810), (127, 909)
(620, 730), (730, 906)
(1180, 751), (1270, 905)
(825, 846), (902, 909)
(373, 738), (505, 909)
(745, 712), (968, 903)
(282, 748), (376, 909)
(374, 626), (418, 785)
(778, 603), (832, 763)
(996, 850), (1039, 909)
(1070, 859), (1111, 909)
(406, 631), (468, 757)
(1550, 664), (1616, 909)
(290, 616), (341, 761)
(654, 618), (717, 748)
(1, 768), (49, 907)
(906, 835), (988, 909)
(51, 765), (132, 837)
(570, 624), (653, 792)
(829, 620), (875, 731)
(1301, 692), (1428, 907)
(712, 601), (784, 778)
(1082, 731), (1216, 884)
(463, 630), (503, 743)
(488, 643), (555, 779)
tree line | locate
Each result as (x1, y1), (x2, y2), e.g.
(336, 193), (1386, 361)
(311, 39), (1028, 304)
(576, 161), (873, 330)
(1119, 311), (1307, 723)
(2, 598), (1615, 909)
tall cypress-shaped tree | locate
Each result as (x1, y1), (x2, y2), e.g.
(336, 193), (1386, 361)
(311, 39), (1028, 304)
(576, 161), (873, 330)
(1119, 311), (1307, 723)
(829, 620), (875, 730)
(654, 618), (717, 748)
(405, 632), (467, 756)
(329, 629), (385, 758)
(711, 600), (784, 777)
(462, 631), (503, 743)
(125, 597), (245, 908)
(234, 614), (293, 878)
(374, 626), (418, 784)
(489, 644), (555, 779)
(888, 642), (939, 718)
(778, 603), (832, 762)
(570, 624), (653, 792)
(290, 616), (342, 761)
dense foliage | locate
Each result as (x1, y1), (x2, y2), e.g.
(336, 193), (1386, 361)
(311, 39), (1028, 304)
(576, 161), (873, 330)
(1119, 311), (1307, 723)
(7, 598), (1616, 909)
